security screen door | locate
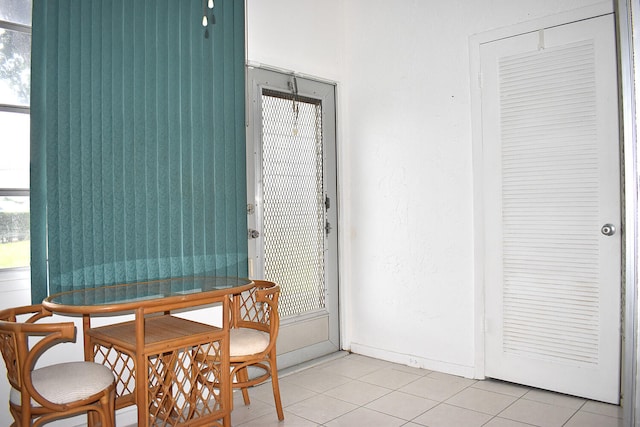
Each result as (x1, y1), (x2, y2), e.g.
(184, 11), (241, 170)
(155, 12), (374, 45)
(246, 67), (339, 368)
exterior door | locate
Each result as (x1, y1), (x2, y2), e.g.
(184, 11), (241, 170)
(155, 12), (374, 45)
(481, 14), (621, 403)
(246, 67), (339, 369)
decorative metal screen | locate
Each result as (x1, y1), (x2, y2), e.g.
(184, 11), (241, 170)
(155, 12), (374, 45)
(260, 89), (325, 318)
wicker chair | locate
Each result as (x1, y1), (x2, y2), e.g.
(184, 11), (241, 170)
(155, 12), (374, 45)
(0, 304), (116, 427)
(198, 279), (284, 420)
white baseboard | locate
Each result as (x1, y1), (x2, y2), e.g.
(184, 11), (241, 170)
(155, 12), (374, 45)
(349, 343), (477, 379)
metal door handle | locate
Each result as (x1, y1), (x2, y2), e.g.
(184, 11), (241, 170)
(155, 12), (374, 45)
(601, 224), (616, 236)
(248, 229), (260, 239)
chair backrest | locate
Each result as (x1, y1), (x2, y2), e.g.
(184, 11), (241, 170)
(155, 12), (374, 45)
(0, 304), (76, 410)
(232, 280), (280, 339)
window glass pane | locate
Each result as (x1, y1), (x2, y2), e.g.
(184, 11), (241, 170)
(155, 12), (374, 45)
(0, 27), (31, 106)
(0, 195), (29, 269)
(0, 0), (32, 26)
(0, 111), (29, 188)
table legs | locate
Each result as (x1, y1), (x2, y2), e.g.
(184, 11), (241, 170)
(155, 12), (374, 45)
(87, 315), (230, 426)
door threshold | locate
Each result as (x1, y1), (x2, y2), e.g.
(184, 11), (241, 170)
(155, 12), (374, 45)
(278, 351), (349, 379)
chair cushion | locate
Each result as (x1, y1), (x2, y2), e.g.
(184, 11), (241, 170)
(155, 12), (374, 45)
(10, 361), (114, 406)
(230, 328), (270, 357)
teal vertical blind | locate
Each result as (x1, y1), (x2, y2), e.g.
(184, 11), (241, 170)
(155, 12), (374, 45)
(30, 0), (247, 302)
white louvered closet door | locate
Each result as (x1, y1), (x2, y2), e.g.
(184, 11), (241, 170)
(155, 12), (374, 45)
(481, 14), (621, 404)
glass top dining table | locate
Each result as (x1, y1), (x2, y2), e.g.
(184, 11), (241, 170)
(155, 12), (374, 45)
(43, 276), (253, 314)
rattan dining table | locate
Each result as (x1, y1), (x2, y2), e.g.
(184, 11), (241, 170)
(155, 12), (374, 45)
(42, 276), (254, 427)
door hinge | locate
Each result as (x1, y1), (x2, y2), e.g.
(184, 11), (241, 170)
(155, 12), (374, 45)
(325, 196), (330, 210)
(325, 221), (332, 235)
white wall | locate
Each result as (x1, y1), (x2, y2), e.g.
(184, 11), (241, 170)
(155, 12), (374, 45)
(247, 0), (609, 377)
(246, 0), (346, 81)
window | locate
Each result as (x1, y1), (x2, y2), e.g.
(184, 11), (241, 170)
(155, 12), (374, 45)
(0, 0), (31, 270)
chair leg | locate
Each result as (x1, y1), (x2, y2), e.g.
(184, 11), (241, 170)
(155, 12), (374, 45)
(236, 367), (252, 405)
(269, 351), (284, 421)
(87, 409), (98, 427)
(106, 388), (116, 427)
(84, 387), (114, 427)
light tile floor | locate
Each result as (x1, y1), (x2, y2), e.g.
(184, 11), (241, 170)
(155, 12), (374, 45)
(230, 353), (624, 427)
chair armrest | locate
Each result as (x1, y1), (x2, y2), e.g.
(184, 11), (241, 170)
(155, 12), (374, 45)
(19, 321), (77, 409)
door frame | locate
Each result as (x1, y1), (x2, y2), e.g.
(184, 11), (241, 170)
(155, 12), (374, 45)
(245, 65), (341, 368)
(469, 0), (620, 381)
(616, 0), (640, 424)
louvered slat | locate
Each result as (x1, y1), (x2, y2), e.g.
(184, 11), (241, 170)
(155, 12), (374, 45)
(499, 40), (600, 365)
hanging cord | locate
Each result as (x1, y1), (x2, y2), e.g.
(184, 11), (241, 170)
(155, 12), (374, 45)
(289, 77), (300, 136)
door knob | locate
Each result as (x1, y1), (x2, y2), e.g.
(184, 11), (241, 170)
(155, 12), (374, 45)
(601, 224), (616, 236)
(248, 229), (260, 239)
